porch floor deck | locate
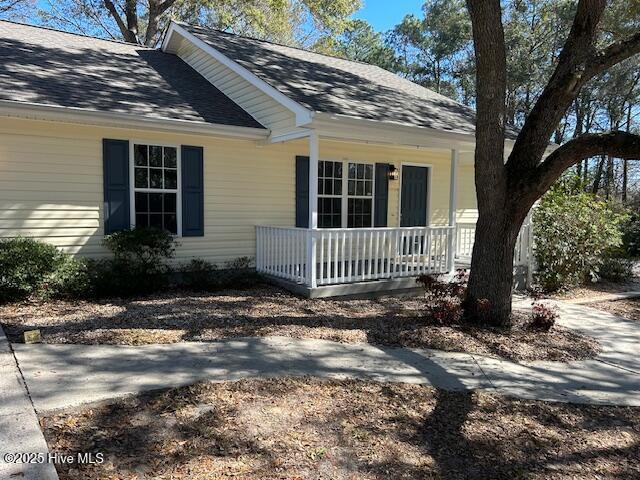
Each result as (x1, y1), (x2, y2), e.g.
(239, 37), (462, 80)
(266, 260), (473, 299)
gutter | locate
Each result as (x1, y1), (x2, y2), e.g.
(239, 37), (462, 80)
(0, 99), (270, 140)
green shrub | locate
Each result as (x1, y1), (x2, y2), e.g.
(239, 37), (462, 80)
(599, 257), (634, 283)
(0, 238), (65, 302)
(181, 259), (218, 291)
(40, 256), (93, 299)
(622, 212), (640, 257)
(181, 257), (259, 291)
(93, 228), (177, 297)
(533, 181), (628, 292)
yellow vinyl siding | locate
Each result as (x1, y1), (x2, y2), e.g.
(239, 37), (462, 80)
(456, 163), (478, 224)
(0, 116), (478, 265)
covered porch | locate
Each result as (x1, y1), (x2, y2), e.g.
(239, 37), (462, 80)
(256, 131), (533, 297)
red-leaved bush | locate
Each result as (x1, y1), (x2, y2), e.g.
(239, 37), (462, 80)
(416, 270), (468, 325)
(530, 302), (559, 331)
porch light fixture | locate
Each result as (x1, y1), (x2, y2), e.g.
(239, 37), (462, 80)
(388, 164), (399, 180)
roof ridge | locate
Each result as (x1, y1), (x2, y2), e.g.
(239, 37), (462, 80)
(176, 21), (374, 67)
(0, 19), (156, 50)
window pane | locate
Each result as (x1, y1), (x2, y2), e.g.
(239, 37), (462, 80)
(164, 214), (177, 234)
(135, 168), (148, 188)
(363, 199), (372, 215)
(136, 213), (149, 228)
(334, 180), (342, 195)
(365, 181), (372, 196)
(348, 180), (355, 196)
(149, 214), (163, 229)
(365, 164), (373, 180)
(164, 170), (177, 190)
(150, 168), (163, 188)
(164, 147), (177, 168)
(356, 181), (364, 196)
(318, 178), (323, 195)
(134, 145), (148, 166)
(149, 146), (163, 167)
(164, 193), (177, 213)
(318, 162), (323, 176)
(324, 179), (333, 195)
(361, 214), (372, 227)
(325, 161), (333, 178)
(335, 163), (342, 178)
(149, 193), (163, 212)
(135, 192), (148, 213)
(357, 163), (364, 179)
(349, 163), (356, 179)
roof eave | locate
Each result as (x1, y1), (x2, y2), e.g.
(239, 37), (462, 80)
(0, 99), (270, 139)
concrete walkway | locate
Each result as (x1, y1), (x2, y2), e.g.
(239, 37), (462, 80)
(11, 300), (640, 414)
(0, 326), (58, 480)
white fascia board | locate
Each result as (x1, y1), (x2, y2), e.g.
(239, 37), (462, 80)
(163, 22), (314, 127)
(310, 113), (477, 151)
(0, 99), (270, 140)
(266, 128), (312, 144)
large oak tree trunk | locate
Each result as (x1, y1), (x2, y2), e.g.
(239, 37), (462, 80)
(464, 0), (640, 328)
(465, 209), (523, 325)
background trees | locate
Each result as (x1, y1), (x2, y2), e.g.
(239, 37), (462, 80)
(21, 0), (361, 48)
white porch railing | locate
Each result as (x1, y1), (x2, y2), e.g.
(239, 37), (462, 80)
(455, 223), (476, 260)
(255, 226), (309, 284)
(256, 226), (454, 287)
(454, 214), (535, 267)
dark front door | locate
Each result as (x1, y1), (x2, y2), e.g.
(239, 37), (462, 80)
(400, 166), (428, 227)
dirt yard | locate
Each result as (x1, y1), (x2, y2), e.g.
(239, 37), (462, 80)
(589, 297), (640, 322)
(42, 377), (640, 480)
(0, 286), (599, 362)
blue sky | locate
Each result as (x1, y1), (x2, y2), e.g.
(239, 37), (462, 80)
(353, 0), (424, 32)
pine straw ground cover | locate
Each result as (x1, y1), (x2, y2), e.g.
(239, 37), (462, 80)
(42, 377), (640, 480)
(0, 286), (599, 362)
(589, 297), (640, 322)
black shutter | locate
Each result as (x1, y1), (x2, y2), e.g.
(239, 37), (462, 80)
(181, 145), (204, 237)
(295, 156), (310, 228)
(103, 139), (130, 234)
(374, 163), (389, 227)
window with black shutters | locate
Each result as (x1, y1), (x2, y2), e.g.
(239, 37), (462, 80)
(132, 144), (179, 234)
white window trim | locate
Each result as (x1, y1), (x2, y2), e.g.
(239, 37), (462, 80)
(398, 162), (432, 227)
(129, 141), (183, 237)
(318, 158), (376, 229)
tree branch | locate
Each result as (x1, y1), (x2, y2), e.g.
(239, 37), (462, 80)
(531, 131), (640, 198)
(506, 0), (607, 174)
(103, 0), (137, 43)
(587, 31), (640, 77)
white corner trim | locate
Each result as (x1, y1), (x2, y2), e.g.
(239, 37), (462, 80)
(164, 22), (314, 127)
(0, 99), (270, 139)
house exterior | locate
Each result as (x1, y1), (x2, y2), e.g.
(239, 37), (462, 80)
(0, 20), (532, 297)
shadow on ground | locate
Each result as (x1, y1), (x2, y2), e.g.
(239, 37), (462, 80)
(41, 377), (640, 480)
(0, 286), (599, 362)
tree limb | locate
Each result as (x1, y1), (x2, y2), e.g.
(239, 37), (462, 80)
(531, 131), (640, 198)
(103, 0), (137, 43)
(506, 0), (607, 174)
(587, 31), (640, 77)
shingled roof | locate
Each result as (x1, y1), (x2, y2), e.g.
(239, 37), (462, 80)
(0, 21), (264, 129)
(179, 23), (481, 136)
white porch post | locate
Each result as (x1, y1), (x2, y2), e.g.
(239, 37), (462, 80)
(307, 131), (319, 287)
(448, 149), (459, 272)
